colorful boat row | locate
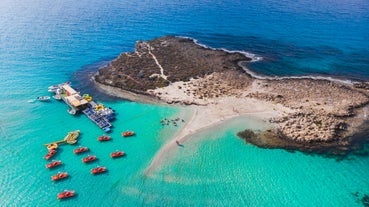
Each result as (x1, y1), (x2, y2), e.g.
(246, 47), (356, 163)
(96, 131), (136, 142)
(45, 150), (125, 167)
(54, 166), (108, 200)
(44, 131), (130, 200)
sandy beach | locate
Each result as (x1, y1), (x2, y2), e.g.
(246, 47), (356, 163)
(145, 96), (293, 174)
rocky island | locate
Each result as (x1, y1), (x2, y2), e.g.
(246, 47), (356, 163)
(94, 36), (369, 157)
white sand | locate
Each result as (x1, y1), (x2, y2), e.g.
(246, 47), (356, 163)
(145, 95), (294, 174)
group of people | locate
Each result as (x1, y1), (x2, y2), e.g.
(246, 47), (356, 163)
(160, 117), (185, 127)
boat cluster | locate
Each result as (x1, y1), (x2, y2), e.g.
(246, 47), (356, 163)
(35, 82), (72, 102)
(44, 132), (131, 200)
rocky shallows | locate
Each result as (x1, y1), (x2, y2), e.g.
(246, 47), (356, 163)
(94, 36), (369, 155)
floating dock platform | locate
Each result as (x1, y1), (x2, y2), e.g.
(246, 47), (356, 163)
(82, 107), (112, 132)
(49, 82), (115, 132)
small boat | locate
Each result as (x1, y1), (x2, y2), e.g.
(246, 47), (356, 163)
(57, 190), (75, 200)
(110, 151), (125, 158)
(98, 135), (111, 141)
(82, 155), (97, 163)
(48, 86), (59, 93)
(53, 94), (62, 100)
(52, 172), (69, 181)
(48, 81), (71, 92)
(44, 149), (57, 160)
(37, 96), (51, 102)
(91, 166), (107, 174)
(74, 146), (89, 154)
(46, 160), (62, 169)
(46, 143), (58, 151)
(122, 131), (135, 137)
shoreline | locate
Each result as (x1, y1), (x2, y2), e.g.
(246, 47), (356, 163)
(145, 107), (281, 174)
(237, 61), (355, 85)
(92, 36), (369, 172)
(93, 79), (164, 105)
(176, 36), (361, 84)
(142, 95), (292, 174)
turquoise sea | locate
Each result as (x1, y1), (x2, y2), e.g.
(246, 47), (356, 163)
(0, 0), (369, 206)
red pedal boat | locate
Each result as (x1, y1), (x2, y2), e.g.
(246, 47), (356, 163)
(57, 190), (75, 200)
(82, 155), (97, 163)
(44, 149), (57, 160)
(122, 131), (135, 137)
(74, 146), (89, 154)
(110, 151), (125, 158)
(91, 166), (107, 174)
(98, 135), (111, 141)
(52, 172), (69, 181)
(46, 160), (62, 169)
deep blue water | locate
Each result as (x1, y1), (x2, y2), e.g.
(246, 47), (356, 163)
(0, 0), (369, 206)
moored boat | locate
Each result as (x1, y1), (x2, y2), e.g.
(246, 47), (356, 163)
(48, 81), (71, 92)
(44, 149), (57, 160)
(74, 146), (89, 154)
(53, 94), (62, 100)
(110, 151), (125, 158)
(82, 155), (97, 163)
(48, 86), (59, 93)
(57, 190), (75, 199)
(46, 143), (58, 151)
(46, 160), (62, 169)
(91, 166), (107, 174)
(37, 96), (51, 102)
(98, 135), (111, 141)
(122, 131), (135, 137)
(52, 172), (69, 181)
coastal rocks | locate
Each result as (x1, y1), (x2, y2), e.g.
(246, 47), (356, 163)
(255, 78), (369, 115)
(240, 76), (369, 153)
(270, 111), (347, 142)
(354, 82), (369, 90)
(237, 128), (349, 155)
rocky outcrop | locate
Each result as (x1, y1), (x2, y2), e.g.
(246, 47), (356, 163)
(270, 111), (346, 142)
(95, 36), (251, 93)
(94, 36), (369, 155)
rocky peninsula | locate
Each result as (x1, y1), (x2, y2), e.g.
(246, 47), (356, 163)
(94, 36), (369, 156)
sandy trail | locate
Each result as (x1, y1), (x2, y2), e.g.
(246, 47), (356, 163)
(144, 42), (168, 80)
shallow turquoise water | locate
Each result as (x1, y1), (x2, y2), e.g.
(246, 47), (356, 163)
(148, 117), (369, 206)
(0, 0), (368, 206)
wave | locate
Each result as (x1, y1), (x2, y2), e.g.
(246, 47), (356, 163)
(176, 36), (263, 62)
(176, 36), (357, 85)
(238, 61), (354, 85)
